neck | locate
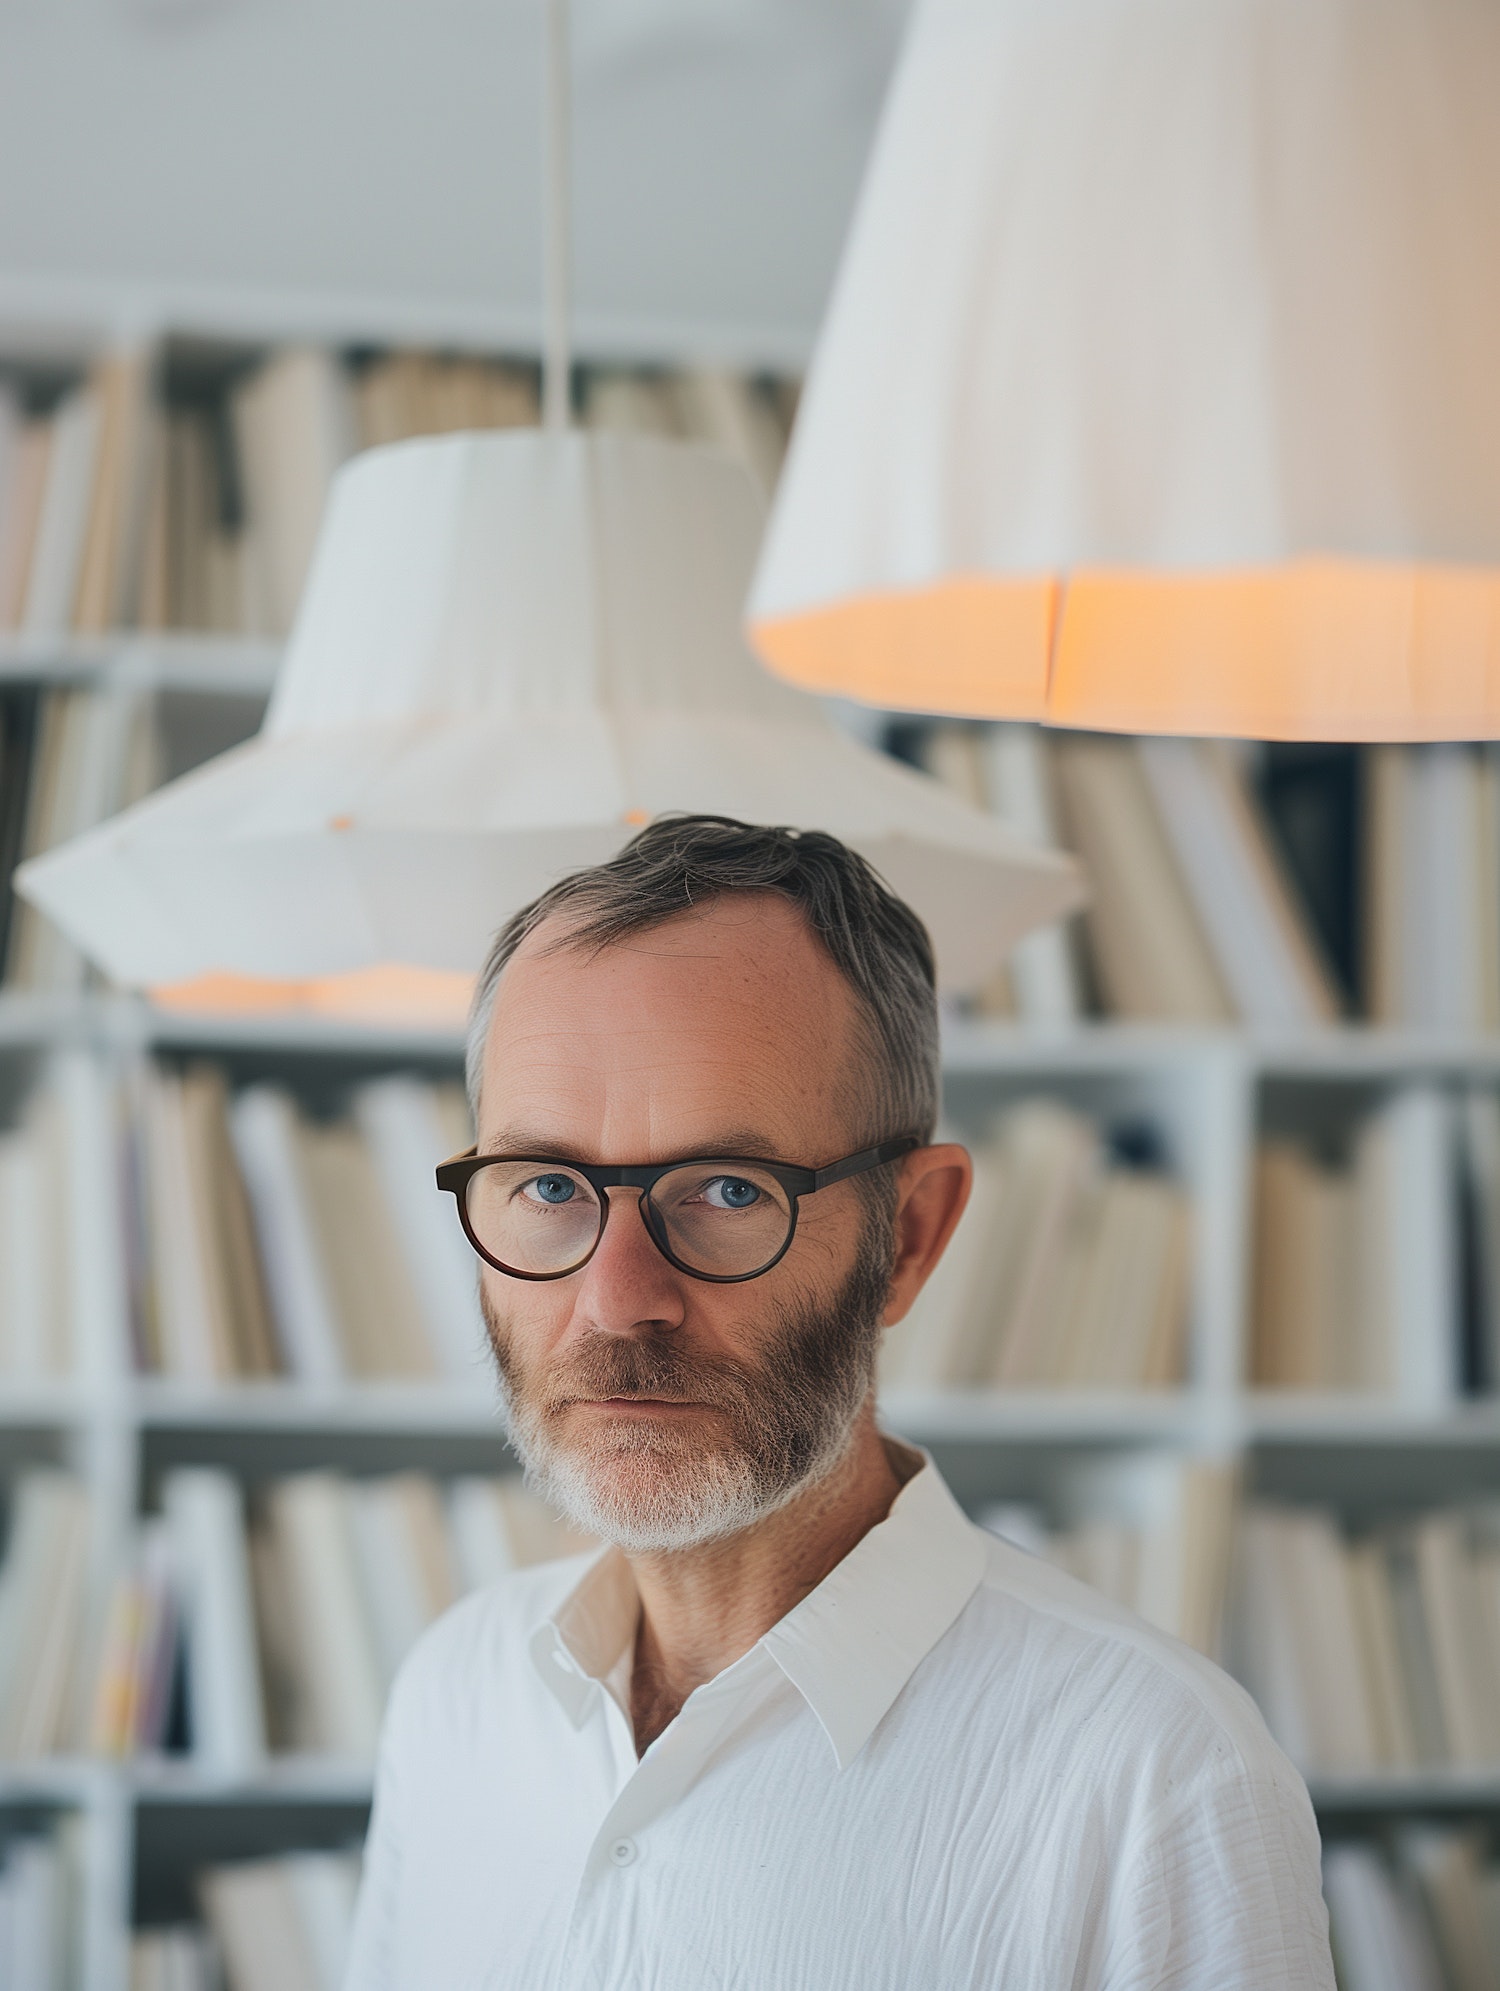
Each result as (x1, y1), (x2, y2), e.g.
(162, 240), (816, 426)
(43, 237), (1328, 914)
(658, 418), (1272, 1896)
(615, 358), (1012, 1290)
(625, 1405), (906, 1753)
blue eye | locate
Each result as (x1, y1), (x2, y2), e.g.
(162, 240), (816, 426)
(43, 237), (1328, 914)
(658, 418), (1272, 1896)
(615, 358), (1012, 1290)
(705, 1176), (761, 1210)
(529, 1174), (577, 1205)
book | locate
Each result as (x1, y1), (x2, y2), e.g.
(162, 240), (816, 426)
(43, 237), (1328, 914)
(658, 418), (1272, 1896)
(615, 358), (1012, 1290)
(263, 1474), (386, 1759)
(293, 1117), (435, 1380)
(0, 1080), (72, 1379)
(114, 1468), (589, 1769)
(227, 1086), (347, 1386)
(1365, 746), (1500, 1031)
(584, 369), (684, 437)
(0, 345), (798, 639)
(1232, 1499), (1500, 1775)
(200, 1858), (328, 1991)
(162, 1468), (267, 1777)
(139, 1064), (233, 1380)
(347, 1474), (458, 1691)
(129, 1927), (217, 1991)
(1460, 1088), (1500, 1390)
(72, 347), (159, 634)
(353, 351), (537, 447)
(1249, 1085), (1460, 1399)
(0, 418), (52, 630)
(1138, 737), (1340, 1028)
(977, 726), (1082, 1026)
(0, 1824), (80, 1991)
(1323, 1841), (1448, 1991)
(137, 1065), (494, 1386)
(977, 1452), (1235, 1657)
(20, 381), (101, 636)
(1399, 1826), (1500, 1991)
(1051, 735), (1234, 1022)
(669, 370), (790, 495)
(1249, 1141), (1353, 1388)
(0, 1470), (91, 1757)
(231, 348), (355, 636)
(879, 1101), (1191, 1392)
(4, 683), (147, 990)
(351, 1077), (485, 1385)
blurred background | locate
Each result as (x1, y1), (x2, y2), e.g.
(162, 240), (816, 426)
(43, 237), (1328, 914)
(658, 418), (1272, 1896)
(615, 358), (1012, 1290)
(0, 3), (1496, 1988)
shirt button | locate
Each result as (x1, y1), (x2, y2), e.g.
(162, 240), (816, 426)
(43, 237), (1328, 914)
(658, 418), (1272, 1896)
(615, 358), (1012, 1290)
(609, 1837), (638, 1868)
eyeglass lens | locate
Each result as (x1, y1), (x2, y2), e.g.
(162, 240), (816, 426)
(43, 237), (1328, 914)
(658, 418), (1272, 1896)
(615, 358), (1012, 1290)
(463, 1160), (796, 1278)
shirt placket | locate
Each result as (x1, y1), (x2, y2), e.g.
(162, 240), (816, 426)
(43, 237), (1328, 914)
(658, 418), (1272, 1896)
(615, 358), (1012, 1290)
(554, 1647), (783, 1988)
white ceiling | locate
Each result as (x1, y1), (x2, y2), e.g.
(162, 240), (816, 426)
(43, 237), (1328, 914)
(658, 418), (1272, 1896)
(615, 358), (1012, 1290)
(0, 0), (908, 366)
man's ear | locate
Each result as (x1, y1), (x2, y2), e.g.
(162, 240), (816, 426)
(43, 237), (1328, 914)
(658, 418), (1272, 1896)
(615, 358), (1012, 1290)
(882, 1143), (973, 1326)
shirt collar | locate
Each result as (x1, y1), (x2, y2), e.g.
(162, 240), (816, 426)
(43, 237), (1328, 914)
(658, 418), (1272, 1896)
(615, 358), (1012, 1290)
(530, 1452), (986, 1769)
(760, 1454), (986, 1768)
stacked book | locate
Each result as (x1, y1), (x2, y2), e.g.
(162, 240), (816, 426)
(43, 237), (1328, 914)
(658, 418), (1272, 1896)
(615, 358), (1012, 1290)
(0, 1078), (73, 1380)
(132, 1849), (359, 1991)
(879, 1099), (1192, 1390)
(0, 344), (796, 643)
(1365, 746), (1500, 1033)
(1324, 1830), (1500, 1991)
(0, 678), (265, 994)
(1233, 1501), (1500, 1775)
(91, 1468), (591, 1771)
(0, 1818), (84, 1990)
(1249, 1086), (1460, 1402)
(922, 724), (1500, 1032)
(0, 1471), (95, 1759)
(979, 1453), (1237, 1659)
(0, 683), (150, 992)
(127, 1065), (484, 1386)
(918, 725), (1342, 1029)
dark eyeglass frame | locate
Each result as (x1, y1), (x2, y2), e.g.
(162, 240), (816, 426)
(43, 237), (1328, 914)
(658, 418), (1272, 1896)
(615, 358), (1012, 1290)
(435, 1135), (920, 1285)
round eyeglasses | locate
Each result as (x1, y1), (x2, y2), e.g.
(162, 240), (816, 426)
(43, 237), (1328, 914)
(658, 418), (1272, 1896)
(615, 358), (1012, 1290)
(435, 1137), (919, 1285)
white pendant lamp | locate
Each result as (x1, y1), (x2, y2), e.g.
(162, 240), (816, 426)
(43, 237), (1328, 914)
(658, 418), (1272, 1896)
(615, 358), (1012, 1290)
(13, 0), (1081, 1018)
(15, 428), (1082, 1000)
(749, 0), (1500, 742)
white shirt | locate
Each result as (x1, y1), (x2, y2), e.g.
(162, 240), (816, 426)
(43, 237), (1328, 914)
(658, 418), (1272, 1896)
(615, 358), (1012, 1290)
(345, 1455), (1335, 1991)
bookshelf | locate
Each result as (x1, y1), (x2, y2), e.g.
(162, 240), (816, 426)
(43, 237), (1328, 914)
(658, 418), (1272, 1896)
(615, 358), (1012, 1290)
(4, 370), (1500, 1982)
(4, 922), (1500, 1981)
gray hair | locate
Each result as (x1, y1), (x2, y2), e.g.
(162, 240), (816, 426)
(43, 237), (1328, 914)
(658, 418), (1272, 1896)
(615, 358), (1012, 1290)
(466, 814), (939, 1149)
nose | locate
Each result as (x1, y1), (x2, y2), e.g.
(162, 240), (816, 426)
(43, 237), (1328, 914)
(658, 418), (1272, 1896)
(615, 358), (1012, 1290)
(569, 1186), (688, 1338)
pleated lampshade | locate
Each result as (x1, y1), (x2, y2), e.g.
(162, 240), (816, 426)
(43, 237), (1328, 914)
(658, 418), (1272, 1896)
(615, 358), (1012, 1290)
(749, 0), (1500, 742)
(16, 430), (1082, 1013)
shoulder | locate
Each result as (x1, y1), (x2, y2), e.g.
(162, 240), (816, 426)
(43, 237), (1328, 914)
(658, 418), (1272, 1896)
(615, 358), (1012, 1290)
(934, 1528), (1307, 1827)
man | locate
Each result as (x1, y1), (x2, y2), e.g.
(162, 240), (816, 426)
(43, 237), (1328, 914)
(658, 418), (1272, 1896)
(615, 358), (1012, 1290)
(346, 814), (1334, 1990)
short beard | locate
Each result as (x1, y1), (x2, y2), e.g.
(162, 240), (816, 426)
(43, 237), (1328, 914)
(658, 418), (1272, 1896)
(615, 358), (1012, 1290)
(483, 1204), (896, 1555)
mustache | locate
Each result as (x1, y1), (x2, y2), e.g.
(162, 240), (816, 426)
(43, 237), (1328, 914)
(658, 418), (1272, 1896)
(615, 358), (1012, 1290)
(540, 1333), (754, 1412)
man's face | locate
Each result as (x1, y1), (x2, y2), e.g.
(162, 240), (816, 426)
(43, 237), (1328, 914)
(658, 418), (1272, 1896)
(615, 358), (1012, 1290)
(475, 893), (894, 1553)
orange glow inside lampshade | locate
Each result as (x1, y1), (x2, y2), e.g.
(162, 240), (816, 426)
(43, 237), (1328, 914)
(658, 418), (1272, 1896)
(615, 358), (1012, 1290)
(750, 558), (1500, 743)
(148, 964), (476, 1030)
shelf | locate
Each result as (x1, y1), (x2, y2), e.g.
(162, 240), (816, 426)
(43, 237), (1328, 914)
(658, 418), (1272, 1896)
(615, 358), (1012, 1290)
(940, 1019), (1232, 1075)
(0, 1760), (102, 1807)
(0, 634), (281, 696)
(0, 1381), (104, 1429)
(1245, 1396), (1500, 1446)
(132, 1004), (466, 1063)
(128, 1758), (373, 1807)
(882, 1389), (1201, 1445)
(8, 1758), (1500, 1820)
(7, 987), (1500, 1074)
(942, 1018), (1500, 1080)
(130, 1379), (503, 1435)
(4, 1379), (1500, 1448)
(1308, 1769), (1500, 1816)
(0, 992), (93, 1046)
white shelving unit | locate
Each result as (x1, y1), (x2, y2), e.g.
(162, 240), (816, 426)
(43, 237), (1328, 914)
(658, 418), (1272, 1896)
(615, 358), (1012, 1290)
(6, 637), (1500, 1975)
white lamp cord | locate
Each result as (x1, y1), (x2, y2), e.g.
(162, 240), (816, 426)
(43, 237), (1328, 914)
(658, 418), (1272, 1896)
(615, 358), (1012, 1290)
(542, 0), (572, 431)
